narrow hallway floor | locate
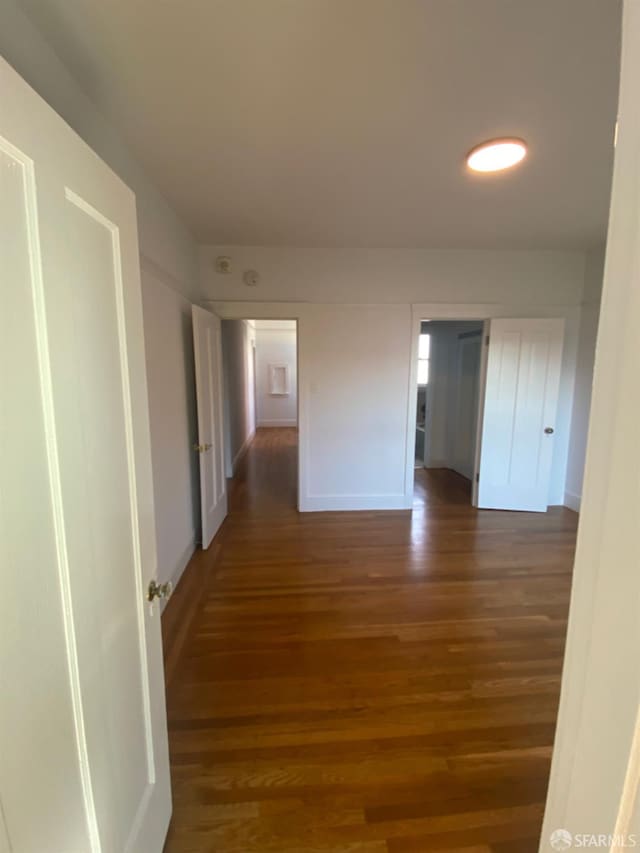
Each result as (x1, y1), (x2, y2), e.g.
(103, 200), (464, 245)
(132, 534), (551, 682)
(163, 428), (577, 853)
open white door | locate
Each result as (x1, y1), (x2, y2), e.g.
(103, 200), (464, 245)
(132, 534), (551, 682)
(477, 318), (564, 512)
(0, 58), (170, 852)
(192, 305), (228, 547)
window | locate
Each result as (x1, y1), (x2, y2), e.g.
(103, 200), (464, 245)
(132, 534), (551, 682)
(417, 333), (430, 385)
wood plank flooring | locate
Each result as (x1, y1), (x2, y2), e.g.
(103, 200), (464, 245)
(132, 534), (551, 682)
(163, 427), (577, 852)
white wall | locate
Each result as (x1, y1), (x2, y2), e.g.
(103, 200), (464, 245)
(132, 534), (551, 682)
(301, 304), (408, 509)
(255, 321), (298, 427)
(203, 246), (586, 511)
(221, 320), (256, 474)
(1, 3), (201, 586)
(564, 247), (605, 511)
(201, 246), (585, 306)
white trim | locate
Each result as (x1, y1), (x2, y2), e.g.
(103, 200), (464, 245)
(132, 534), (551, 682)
(205, 300), (303, 319)
(563, 490), (581, 512)
(300, 493), (410, 512)
(257, 419), (297, 427)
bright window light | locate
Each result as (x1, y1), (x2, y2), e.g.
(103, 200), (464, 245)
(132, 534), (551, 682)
(418, 334), (430, 360)
(417, 333), (430, 385)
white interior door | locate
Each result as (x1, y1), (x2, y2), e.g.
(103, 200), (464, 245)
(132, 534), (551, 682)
(477, 318), (564, 512)
(0, 58), (170, 852)
(192, 305), (228, 547)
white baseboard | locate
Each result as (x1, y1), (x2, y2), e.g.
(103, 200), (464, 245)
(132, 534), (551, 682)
(299, 494), (410, 512)
(232, 429), (255, 473)
(257, 419), (297, 427)
(564, 490), (581, 512)
(160, 537), (197, 612)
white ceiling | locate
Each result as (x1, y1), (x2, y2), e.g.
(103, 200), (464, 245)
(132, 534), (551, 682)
(20, 0), (621, 249)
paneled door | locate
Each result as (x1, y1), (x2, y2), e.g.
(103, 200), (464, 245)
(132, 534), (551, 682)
(477, 318), (564, 512)
(0, 58), (171, 851)
(192, 305), (228, 547)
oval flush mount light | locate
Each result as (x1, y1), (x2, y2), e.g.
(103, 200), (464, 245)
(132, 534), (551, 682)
(466, 138), (527, 173)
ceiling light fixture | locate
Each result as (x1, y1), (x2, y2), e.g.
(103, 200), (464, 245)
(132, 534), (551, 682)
(466, 138), (527, 173)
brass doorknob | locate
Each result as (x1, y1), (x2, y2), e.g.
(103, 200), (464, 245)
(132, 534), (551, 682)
(147, 580), (172, 602)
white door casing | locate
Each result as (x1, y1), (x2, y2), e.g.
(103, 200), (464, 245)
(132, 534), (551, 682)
(477, 318), (564, 512)
(192, 305), (228, 548)
(541, 3), (640, 847)
(0, 57), (170, 853)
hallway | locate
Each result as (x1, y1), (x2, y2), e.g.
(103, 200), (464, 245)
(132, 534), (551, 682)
(163, 428), (577, 853)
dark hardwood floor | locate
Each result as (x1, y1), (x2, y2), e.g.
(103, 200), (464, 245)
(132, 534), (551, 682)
(163, 427), (577, 852)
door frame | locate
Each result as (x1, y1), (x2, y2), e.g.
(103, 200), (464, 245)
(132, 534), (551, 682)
(203, 302), (301, 510)
(406, 306), (574, 509)
(417, 319), (486, 489)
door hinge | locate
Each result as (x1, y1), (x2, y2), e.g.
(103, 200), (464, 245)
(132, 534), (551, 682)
(475, 473), (480, 483)
(485, 335), (490, 346)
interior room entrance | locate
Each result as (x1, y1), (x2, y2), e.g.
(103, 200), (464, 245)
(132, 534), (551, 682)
(415, 320), (484, 490)
(219, 318), (298, 513)
(413, 316), (565, 512)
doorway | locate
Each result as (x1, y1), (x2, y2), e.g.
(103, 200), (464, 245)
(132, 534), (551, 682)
(414, 320), (484, 504)
(411, 315), (565, 512)
(220, 318), (299, 510)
